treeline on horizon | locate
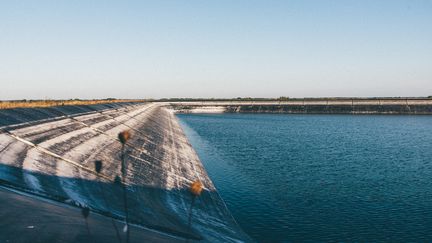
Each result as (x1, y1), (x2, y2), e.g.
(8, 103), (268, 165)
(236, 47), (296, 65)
(156, 96), (432, 102)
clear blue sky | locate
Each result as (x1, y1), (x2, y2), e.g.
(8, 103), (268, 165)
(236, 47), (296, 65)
(1, 0), (431, 99)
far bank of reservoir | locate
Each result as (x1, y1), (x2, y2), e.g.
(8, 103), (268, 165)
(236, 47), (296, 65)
(168, 98), (432, 115)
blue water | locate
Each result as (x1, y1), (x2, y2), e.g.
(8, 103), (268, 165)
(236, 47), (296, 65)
(177, 113), (432, 242)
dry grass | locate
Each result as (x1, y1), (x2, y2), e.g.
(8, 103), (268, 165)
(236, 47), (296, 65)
(0, 99), (145, 110)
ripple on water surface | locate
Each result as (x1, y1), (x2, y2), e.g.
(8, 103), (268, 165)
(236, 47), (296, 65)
(178, 114), (432, 242)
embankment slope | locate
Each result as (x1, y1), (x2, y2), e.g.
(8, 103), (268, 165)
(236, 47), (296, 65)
(0, 102), (251, 242)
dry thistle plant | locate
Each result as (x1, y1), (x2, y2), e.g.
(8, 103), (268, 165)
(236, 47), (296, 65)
(93, 160), (122, 243)
(188, 180), (203, 230)
(190, 181), (203, 197)
(118, 130), (131, 243)
(118, 130), (131, 145)
(81, 206), (91, 237)
(94, 160), (102, 173)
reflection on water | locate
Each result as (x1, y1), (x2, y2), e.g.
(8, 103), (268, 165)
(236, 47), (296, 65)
(178, 113), (432, 242)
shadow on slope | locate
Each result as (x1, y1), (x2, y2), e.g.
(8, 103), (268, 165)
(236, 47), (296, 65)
(0, 163), (247, 242)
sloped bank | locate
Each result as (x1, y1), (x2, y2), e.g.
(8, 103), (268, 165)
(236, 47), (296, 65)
(0, 102), (252, 242)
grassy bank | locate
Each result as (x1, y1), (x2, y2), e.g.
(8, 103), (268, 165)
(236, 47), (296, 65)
(0, 99), (146, 110)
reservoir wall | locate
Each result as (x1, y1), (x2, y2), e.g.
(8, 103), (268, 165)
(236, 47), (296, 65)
(0, 102), (251, 242)
(168, 99), (432, 114)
